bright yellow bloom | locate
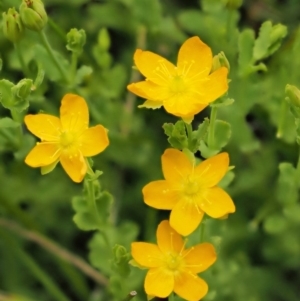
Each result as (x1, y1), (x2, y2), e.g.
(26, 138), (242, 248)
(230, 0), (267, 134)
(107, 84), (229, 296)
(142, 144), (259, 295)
(127, 36), (228, 121)
(143, 149), (235, 236)
(131, 220), (216, 301)
(24, 93), (109, 183)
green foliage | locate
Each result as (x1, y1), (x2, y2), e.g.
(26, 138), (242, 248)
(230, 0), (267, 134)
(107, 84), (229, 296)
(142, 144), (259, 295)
(0, 0), (300, 301)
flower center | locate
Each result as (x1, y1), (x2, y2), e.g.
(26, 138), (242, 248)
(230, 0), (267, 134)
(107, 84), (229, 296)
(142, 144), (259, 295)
(166, 253), (182, 271)
(60, 131), (76, 148)
(184, 177), (199, 196)
(169, 76), (186, 94)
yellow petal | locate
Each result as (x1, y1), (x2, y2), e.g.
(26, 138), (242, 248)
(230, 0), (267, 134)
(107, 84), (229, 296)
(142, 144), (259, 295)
(170, 199), (204, 236)
(194, 152), (229, 187)
(156, 220), (184, 254)
(25, 143), (60, 167)
(199, 187), (235, 218)
(79, 125), (109, 157)
(183, 243), (217, 274)
(128, 81), (170, 101)
(24, 114), (61, 141)
(131, 242), (163, 268)
(145, 267), (174, 298)
(164, 94), (208, 118)
(138, 100), (163, 110)
(60, 151), (87, 183)
(177, 36), (212, 78)
(143, 180), (179, 209)
(134, 49), (176, 85)
(198, 67), (228, 103)
(174, 272), (208, 301)
(162, 148), (192, 183)
(60, 94), (89, 132)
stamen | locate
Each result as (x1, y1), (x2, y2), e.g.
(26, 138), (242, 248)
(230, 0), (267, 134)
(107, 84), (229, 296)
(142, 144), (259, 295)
(179, 238), (188, 256)
(181, 246), (194, 259)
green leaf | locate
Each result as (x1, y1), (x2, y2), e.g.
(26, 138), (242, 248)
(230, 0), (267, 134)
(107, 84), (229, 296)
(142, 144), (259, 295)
(283, 204), (300, 225)
(213, 120), (232, 150)
(163, 120), (188, 150)
(264, 213), (288, 234)
(276, 163), (298, 205)
(111, 245), (131, 277)
(190, 118), (209, 152)
(34, 44), (70, 82)
(0, 117), (20, 128)
(238, 29), (255, 74)
(198, 140), (219, 159)
(0, 79), (14, 109)
(253, 21), (273, 61)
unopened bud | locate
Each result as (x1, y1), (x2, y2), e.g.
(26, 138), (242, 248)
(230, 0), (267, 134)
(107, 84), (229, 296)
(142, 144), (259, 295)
(19, 0), (47, 31)
(98, 28), (111, 51)
(285, 84), (300, 107)
(66, 28), (86, 54)
(211, 51), (230, 73)
(2, 8), (24, 43)
(226, 0), (243, 9)
(12, 78), (33, 100)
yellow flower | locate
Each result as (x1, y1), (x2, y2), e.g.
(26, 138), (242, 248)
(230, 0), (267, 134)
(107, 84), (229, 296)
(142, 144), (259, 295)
(131, 220), (216, 301)
(143, 149), (235, 236)
(24, 93), (109, 183)
(127, 36), (228, 122)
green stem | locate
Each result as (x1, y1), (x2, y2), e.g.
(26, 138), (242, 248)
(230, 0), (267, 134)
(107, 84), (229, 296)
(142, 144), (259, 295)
(14, 42), (30, 76)
(48, 17), (66, 40)
(38, 30), (69, 83)
(208, 106), (218, 149)
(86, 178), (111, 249)
(169, 292), (175, 301)
(0, 229), (71, 301)
(277, 99), (288, 138)
(70, 52), (78, 85)
(185, 122), (193, 151)
(296, 146), (300, 186)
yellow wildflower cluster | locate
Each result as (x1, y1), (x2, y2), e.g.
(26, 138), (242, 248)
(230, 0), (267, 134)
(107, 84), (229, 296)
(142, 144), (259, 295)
(128, 36), (236, 301)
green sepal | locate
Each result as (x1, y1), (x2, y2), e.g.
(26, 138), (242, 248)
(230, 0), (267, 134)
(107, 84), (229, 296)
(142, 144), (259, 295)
(210, 97), (234, 108)
(218, 170), (235, 188)
(41, 160), (59, 175)
(75, 65), (93, 85)
(128, 259), (147, 270)
(163, 120), (188, 150)
(276, 163), (298, 205)
(110, 245), (131, 277)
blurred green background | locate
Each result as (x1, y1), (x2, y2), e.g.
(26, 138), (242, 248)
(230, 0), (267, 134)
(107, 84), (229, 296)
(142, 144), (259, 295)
(0, 0), (300, 300)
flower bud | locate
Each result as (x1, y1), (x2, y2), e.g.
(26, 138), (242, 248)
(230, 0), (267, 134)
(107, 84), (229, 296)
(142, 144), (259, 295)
(285, 84), (300, 107)
(2, 8), (24, 43)
(226, 0), (243, 9)
(66, 28), (86, 54)
(270, 24), (287, 46)
(12, 78), (33, 100)
(19, 0), (47, 31)
(211, 51), (230, 73)
(97, 28), (111, 51)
